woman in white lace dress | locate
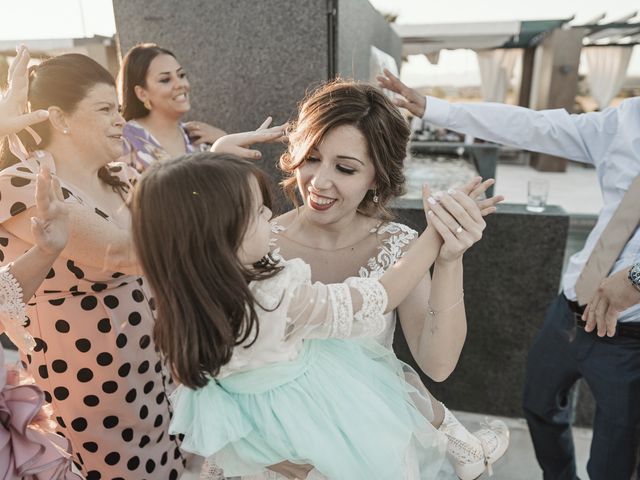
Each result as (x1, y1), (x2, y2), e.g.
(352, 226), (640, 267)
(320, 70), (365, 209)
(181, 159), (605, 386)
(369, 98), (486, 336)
(262, 80), (509, 480)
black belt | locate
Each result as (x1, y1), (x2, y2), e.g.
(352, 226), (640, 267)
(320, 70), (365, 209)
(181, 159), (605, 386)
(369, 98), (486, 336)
(563, 293), (640, 339)
(564, 294), (585, 317)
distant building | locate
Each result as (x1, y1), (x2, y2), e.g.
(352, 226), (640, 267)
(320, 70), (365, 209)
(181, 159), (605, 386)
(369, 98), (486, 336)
(0, 35), (118, 77)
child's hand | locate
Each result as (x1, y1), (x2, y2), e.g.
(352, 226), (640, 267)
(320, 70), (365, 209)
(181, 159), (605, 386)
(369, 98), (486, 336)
(460, 176), (505, 216)
(376, 68), (426, 118)
(210, 117), (287, 160)
(184, 121), (227, 145)
(31, 166), (69, 255)
(0, 45), (49, 138)
(426, 188), (486, 263)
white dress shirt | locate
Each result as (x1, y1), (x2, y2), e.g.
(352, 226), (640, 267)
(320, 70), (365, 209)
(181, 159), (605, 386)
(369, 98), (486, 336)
(423, 96), (640, 322)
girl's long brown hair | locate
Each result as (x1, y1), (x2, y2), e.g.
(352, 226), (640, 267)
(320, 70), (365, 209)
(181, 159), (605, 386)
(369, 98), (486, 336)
(131, 153), (281, 389)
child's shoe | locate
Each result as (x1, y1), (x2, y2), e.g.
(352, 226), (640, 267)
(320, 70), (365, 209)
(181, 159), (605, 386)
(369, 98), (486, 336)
(438, 406), (510, 479)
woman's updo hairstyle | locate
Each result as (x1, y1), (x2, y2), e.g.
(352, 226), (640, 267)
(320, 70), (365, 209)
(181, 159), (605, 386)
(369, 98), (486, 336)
(0, 53), (126, 193)
(280, 79), (410, 219)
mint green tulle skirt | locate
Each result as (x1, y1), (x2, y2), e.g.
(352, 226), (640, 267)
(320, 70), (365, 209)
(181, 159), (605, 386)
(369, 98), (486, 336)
(170, 339), (448, 479)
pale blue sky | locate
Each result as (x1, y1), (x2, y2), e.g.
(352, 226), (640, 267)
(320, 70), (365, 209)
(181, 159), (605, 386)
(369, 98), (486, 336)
(3, 0), (639, 86)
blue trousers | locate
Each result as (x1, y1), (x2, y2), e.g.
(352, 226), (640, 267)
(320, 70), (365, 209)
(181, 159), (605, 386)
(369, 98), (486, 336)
(523, 294), (640, 480)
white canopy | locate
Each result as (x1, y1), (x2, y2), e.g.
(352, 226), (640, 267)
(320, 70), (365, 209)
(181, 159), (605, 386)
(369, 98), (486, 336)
(394, 21), (521, 56)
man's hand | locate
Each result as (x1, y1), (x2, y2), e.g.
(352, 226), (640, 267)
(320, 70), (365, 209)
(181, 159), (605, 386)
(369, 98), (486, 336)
(376, 68), (426, 118)
(583, 266), (640, 337)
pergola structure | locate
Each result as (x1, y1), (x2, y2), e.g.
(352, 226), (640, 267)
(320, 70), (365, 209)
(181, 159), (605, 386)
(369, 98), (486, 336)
(582, 16), (640, 47)
(392, 15), (639, 171)
(396, 19), (569, 55)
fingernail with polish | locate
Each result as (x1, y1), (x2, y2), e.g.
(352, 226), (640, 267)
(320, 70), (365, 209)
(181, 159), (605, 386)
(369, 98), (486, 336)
(447, 188), (457, 195)
(434, 191), (443, 200)
(427, 196), (437, 205)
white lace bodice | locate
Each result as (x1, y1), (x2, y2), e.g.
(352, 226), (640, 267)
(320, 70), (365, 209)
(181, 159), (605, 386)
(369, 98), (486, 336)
(217, 258), (388, 379)
(358, 222), (418, 280)
(358, 222), (418, 349)
(0, 265), (35, 352)
(270, 221), (418, 350)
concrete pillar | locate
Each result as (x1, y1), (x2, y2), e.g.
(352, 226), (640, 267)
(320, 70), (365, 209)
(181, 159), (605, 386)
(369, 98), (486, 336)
(517, 47), (535, 108)
(528, 27), (587, 172)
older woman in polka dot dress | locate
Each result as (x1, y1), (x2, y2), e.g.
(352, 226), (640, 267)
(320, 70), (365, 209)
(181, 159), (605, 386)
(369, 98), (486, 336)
(0, 53), (184, 478)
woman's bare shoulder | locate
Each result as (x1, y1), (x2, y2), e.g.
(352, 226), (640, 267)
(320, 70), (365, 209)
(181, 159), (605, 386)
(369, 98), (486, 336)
(271, 208), (300, 231)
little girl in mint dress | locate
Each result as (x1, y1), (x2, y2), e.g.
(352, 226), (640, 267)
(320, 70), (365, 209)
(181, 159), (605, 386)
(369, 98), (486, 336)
(133, 153), (453, 480)
(170, 258), (448, 479)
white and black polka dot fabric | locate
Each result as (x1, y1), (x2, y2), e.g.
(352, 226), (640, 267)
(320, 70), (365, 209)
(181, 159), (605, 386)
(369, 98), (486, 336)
(0, 157), (185, 479)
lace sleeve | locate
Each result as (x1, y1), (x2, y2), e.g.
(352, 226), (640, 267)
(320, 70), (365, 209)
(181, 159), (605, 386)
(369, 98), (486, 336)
(359, 222), (418, 279)
(346, 277), (388, 336)
(0, 265), (35, 352)
(284, 277), (388, 341)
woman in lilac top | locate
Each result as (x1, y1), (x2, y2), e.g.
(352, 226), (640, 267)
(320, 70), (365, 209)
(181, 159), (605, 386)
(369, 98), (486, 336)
(121, 116), (203, 171)
(119, 43), (226, 171)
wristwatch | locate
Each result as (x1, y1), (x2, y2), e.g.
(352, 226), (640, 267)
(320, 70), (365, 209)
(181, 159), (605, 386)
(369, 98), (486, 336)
(629, 263), (640, 292)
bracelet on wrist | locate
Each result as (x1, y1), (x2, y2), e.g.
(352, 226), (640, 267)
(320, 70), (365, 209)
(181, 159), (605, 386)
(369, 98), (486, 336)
(428, 291), (464, 316)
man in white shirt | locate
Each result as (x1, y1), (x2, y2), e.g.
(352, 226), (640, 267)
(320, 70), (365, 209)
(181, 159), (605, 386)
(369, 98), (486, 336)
(378, 70), (640, 480)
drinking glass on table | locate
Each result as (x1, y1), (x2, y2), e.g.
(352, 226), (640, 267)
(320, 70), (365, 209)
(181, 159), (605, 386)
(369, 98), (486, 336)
(526, 179), (549, 213)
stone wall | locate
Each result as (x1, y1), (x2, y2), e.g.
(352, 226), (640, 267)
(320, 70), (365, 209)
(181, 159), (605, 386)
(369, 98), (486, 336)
(112, 0), (400, 211)
(336, 0), (402, 79)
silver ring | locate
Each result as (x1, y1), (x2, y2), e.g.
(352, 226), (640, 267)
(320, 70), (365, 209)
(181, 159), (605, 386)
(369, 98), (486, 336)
(455, 226), (463, 234)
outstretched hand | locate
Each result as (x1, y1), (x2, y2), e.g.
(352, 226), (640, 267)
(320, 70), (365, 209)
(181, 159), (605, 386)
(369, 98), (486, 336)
(210, 116), (287, 160)
(376, 68), (426, 118)
(184, 121), (227, 145)
(31, 166), (69, 255)
(0, 45), (49, 138)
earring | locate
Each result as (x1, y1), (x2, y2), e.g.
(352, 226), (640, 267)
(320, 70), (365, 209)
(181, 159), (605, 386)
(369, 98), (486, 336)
(372, 188), (379, 204)
(63, 129), (69, 134)
(143, 99), (152, 111)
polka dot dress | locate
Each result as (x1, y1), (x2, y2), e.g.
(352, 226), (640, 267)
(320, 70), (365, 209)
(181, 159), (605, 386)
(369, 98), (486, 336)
(0, 156), (185, 479)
